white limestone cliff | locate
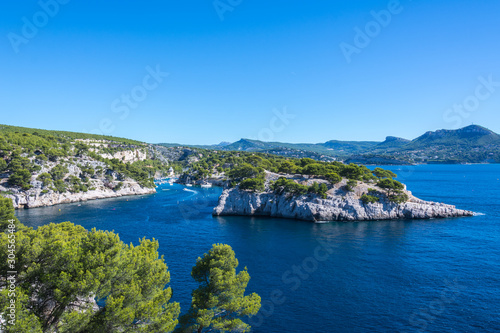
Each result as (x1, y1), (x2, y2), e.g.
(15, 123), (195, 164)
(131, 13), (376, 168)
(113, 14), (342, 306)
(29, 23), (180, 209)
(213, 174), (474, 222)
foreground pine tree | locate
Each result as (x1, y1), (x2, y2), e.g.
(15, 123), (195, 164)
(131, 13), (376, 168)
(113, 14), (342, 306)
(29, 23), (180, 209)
(176, 244), (261, 333)
(0, 196), (180, 333)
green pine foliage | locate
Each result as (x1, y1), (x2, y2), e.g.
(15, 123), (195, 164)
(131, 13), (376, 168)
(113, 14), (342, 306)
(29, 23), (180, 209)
(239, 178), (265, 192)
(0, 158), (7, 172)
(360, 194), (380, 204)
(388, 192), (409, 204)
(50, 164), (69, 180)
(271, 177), (309, 196)
(0, 124), (143, 148)
(0, 195), (181, 332)
(377, 178), (409, 203)
(0, 222), (181, 333)
(372, 167), (397, 179)
(7, 169), (32, 190)
(176, 244), (261, 333)
(377, 179), (404, 194)
(325, 172), (342, 184)
(0, 196), (23, 232)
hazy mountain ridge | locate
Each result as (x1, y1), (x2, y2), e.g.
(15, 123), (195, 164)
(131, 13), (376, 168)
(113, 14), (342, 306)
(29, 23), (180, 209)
(159, 125), (500, 164)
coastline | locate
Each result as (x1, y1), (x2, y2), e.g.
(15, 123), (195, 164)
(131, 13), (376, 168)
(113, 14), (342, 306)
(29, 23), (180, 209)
(6, 184), (156, 209)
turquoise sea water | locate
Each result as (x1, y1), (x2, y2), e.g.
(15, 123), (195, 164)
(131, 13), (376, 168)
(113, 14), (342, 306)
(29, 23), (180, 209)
(16, 165), (500, 332)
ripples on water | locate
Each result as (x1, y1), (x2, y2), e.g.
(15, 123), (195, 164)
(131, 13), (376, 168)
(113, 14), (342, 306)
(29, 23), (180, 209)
(16, 165), (500, 332)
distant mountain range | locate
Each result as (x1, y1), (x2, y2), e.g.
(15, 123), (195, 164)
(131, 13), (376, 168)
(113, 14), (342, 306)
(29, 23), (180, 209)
(159, 125), (500, 164)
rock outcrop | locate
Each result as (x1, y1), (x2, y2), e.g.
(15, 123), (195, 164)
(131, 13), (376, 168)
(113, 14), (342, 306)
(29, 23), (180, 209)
(99, 149), (148, 163)
(213, 177), (474, 222)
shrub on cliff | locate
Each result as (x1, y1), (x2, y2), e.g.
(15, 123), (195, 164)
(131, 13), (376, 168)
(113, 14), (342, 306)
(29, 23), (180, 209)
(377, 178), (404, 195)
(37, 173), (53, 187)
(114, 181), (124, 191)
(376, 179), (409, 203)
(67, 175), (88, 193)
(0, 158), (7, 172)
(239, 178), (265, 192)
(271, 177), (308, 196)
(46, 148), (68, 161)
(8, 169), (32, 190)
(50, 164), (69, 181)
(308, 182), (329, 199)
(361, 194), (380, 204)
(300, 163), (328, 176)
(53, 179), (67, 193)
(388, 192), (409, 204)
(373, 167), (397, 180)
(325, 172), (342, 184)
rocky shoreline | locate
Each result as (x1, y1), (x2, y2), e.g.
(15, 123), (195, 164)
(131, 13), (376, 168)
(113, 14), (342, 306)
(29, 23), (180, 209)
(5, 183), (156, 209)
(212, 176), (474, 223)
(0, 148), (160, 209)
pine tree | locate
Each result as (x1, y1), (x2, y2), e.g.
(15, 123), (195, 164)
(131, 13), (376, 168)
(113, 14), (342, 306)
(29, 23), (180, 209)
(176, 244), (261, 333)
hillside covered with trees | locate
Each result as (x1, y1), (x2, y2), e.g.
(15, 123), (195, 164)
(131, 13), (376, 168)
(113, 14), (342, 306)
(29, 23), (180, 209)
(0, 124), (172, 208)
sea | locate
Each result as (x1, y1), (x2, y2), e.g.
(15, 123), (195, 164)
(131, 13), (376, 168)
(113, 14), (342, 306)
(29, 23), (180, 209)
(16, 164), (500, 332)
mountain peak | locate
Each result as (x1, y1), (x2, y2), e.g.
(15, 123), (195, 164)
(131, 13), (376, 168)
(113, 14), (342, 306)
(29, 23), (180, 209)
(375, 136), (410, 149)
(458, 124), (495, 135)
(384, 136), (409, 143)
(408, 125), (500, 147)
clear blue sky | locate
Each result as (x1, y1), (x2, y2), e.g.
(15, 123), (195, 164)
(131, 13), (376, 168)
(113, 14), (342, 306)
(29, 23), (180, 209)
(1, 0), (499, 144)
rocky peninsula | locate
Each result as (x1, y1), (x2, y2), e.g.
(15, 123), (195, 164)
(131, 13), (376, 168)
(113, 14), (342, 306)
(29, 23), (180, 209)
(213, 173), (474, 222)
